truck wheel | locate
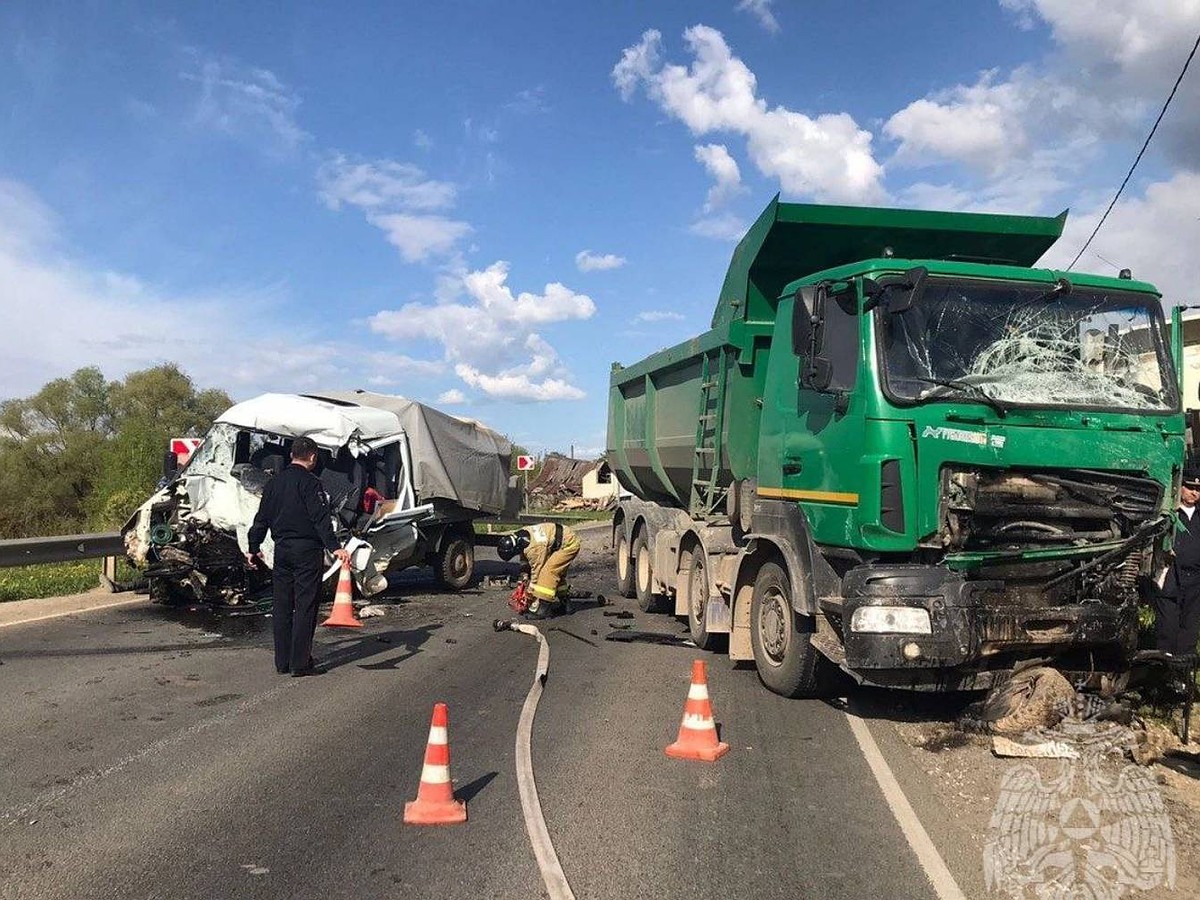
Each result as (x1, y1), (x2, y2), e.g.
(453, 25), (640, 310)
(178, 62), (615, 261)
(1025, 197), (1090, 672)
(436, 534), (475, 590)
(615, 530), (636, 598)
(632, 531), (662, 612)
(686, 548), (719, 650)
(750, 562), (827, 698)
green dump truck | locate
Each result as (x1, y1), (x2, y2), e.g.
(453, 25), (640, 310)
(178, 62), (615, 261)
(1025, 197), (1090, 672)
(607, 197), (1185, 696)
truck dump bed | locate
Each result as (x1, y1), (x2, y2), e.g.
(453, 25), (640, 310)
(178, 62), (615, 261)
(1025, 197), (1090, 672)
(608, 197), (1068, 510)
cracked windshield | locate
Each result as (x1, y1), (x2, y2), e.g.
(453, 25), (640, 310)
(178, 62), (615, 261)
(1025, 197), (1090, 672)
(879, 277), (1178, 412)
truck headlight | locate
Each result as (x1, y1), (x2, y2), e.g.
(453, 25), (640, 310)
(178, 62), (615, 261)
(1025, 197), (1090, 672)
(850, 606), (932, 634)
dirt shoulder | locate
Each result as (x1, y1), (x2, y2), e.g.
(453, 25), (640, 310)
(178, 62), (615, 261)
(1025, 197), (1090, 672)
(883, 702), (1200, 898)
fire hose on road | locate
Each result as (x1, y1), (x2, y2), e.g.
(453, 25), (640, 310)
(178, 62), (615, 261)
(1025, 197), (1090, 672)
(493, 618), (576, 900)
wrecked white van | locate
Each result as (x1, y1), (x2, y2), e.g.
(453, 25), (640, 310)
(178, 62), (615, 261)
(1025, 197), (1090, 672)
(122, 390), (516, 607)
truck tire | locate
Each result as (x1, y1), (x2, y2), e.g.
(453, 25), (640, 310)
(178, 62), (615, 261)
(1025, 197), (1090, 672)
(436, 534), (475, 590)
(615, 529), (636, 598)
(632, 531), (662, 612)
(750, 561), (828, 698)
(685, 548), (719, 650)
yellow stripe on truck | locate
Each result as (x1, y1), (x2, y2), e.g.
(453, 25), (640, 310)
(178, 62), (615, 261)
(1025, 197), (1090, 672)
(757, 486), (860, 505)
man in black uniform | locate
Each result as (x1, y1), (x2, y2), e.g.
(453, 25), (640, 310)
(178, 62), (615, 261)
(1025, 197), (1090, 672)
(1154, 468), (1200, 657)
(246, 436), (350, 676)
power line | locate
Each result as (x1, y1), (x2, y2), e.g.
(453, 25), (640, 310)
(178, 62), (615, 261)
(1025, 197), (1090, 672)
(1066, 30), (1200, 271)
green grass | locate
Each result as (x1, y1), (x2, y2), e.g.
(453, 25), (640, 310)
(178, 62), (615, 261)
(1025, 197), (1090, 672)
(0, 561), (100, 602)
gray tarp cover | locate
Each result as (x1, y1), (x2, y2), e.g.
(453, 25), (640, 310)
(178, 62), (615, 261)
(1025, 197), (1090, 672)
(312, 390), (514, 515)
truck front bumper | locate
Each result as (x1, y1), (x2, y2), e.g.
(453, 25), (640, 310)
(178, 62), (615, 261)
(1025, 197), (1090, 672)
(835, 565), (1138, 691)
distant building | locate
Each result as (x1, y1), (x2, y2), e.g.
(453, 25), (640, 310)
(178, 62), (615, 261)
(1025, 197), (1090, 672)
(582, 460), (620, 501)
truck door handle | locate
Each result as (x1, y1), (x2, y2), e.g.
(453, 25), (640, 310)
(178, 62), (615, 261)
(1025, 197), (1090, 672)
(782, 461), (803, 475)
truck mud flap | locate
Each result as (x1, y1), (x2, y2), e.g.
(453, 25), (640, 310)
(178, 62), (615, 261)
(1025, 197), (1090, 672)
(705, 597), (732, 633)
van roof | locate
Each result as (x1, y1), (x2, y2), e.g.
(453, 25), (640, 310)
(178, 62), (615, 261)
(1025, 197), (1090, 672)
(217, 393), (402, 448)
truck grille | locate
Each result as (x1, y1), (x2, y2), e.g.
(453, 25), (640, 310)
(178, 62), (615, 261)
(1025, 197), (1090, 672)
(940, 467), (1163, 551)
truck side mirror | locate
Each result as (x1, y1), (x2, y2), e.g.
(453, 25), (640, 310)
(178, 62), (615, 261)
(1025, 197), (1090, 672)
(807, 357), (833, 392)
(791, 285), (816, 354)
(162, 451), (179, 481)
(795, 283), (831, 391)
(885, 266), (928, 314)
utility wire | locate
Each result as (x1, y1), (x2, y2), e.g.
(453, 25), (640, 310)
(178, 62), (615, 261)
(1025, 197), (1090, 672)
(1067, 30), (1200, 271)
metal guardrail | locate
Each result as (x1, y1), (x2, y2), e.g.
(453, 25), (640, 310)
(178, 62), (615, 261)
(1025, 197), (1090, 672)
(0, 532), (124, 568)
(0, 513), (611, 568)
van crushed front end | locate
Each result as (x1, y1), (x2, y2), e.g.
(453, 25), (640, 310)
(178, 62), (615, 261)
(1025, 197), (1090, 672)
(124, 422), (286, 606)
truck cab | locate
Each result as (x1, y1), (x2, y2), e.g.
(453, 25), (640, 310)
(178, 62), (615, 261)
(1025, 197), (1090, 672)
(608, 198), (1184, 695)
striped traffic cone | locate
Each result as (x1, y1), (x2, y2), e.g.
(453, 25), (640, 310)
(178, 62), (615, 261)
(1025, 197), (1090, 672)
(665, 659), (730, 762)
(404, 702), (467, 825)
(321, 561), (362, 628)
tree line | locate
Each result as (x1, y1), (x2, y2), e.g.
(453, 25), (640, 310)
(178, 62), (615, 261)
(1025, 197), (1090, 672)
(0, 365), (231, 539)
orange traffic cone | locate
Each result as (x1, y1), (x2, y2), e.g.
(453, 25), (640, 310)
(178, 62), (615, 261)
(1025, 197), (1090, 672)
(665, 659), (730, 762)
(404, 702), (467, 825)
(321, 561), (362, 628)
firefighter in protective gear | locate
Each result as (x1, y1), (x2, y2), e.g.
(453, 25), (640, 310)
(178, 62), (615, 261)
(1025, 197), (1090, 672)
(496, 522), (580, 617)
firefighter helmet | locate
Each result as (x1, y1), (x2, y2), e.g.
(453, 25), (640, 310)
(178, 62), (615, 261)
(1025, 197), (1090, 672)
(497, 530), (530, 561)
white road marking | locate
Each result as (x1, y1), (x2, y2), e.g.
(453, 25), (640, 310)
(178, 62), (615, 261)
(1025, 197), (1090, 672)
(0, 597), (145, 629)
(509, 623), (576, 900)
(844, 710), (967, 900)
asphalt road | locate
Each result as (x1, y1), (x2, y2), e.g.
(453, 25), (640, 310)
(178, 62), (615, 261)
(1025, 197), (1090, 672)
(0, 531), (967, 900)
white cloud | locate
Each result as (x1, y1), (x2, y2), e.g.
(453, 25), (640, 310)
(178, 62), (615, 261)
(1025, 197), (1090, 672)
(634, 310), (685, 323)
(437, 388), (466, 404)
(318, 156), (456, 212)
(689, 212), (747, 241)
(575, 249), (627, 272)
(183, 56), (309, 153)
(1038, 169), (1200, 306)
(1008, 0), (1200, 162)
(0, 179), (362, 398)
(361, 352), (444, 386)
(369, 261), (594, 401)
(884, 71), (1042, 175)
(885, 1), (1200, 199)
(735, 0), (780, 34)
(317, 155), (471, 263)
(694, 143), (744, 212)
(613, 26), (886, 203)
(414, 129), (433, 150)
(367, 213), (473, 263)
(455, 366), (585, 402)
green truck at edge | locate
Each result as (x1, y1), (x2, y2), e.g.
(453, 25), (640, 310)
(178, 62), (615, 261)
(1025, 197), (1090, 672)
(607, 196), (1185, 696)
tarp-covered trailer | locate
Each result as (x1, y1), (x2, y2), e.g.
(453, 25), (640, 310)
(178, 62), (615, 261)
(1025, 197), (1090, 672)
(123, 390), (517, 606)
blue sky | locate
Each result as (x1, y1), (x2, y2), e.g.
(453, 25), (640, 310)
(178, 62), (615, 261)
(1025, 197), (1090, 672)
(2, 1), (1198, 455)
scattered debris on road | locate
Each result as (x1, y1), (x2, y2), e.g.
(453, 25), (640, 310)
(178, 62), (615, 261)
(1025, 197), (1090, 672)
(547, 627), (597, 647)
(604, 631), (697, 648)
